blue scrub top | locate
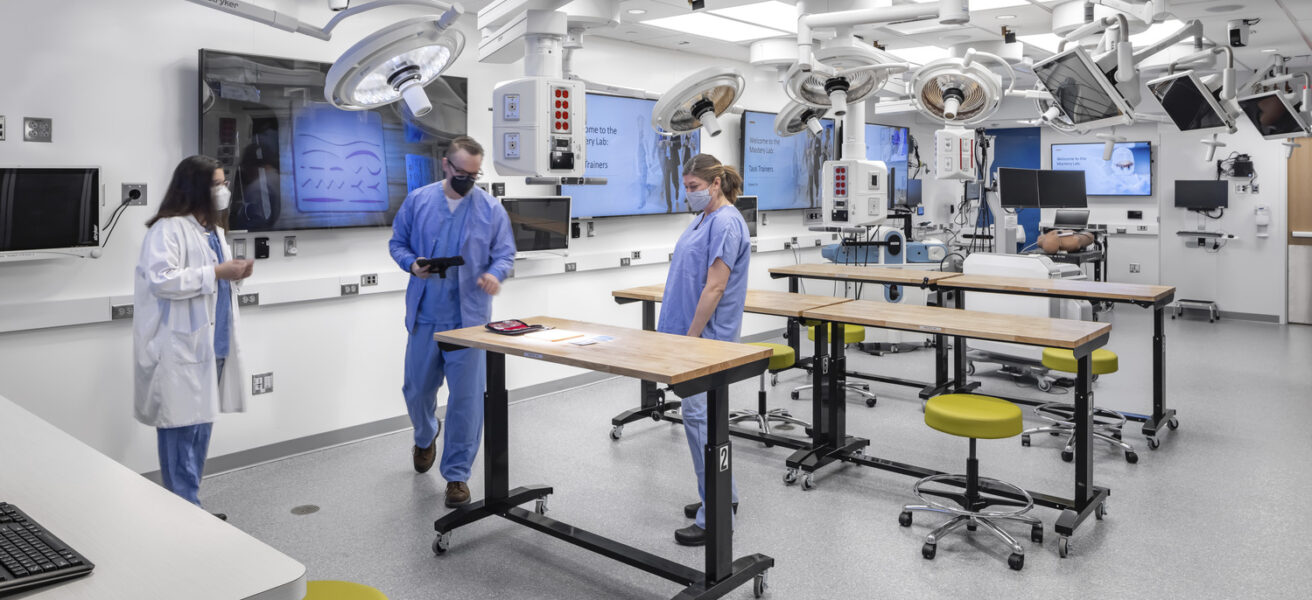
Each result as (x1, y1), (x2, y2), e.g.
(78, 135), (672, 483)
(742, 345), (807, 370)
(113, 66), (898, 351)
(658, 204), (751, 343)
(416, 197), (472, 326)
(206, 230), (231, 359)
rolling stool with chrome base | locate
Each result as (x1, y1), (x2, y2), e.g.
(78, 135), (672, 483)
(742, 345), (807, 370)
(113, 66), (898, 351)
(1021, 348), (1140, 462)
(730, 343), (811, 440)
(791, 322), (878, 407)
(899, 394), (1042, 571)
(305, 581), (388, 600)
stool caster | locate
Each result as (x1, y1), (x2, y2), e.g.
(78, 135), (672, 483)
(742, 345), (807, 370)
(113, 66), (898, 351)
(535, 497), (549, 516)
(433, 532), (452, 555)
(783, 469), (799, 486)
(865, 396), (878, 408)
(790, 390), (800, 400)
(1058, 536), (1071, 558)
(753, 571), (769, 598)
(1020, 434), (1030, 447)
(1030, 524), (1043, 543)
(609, 425), (624, 441)
(1008, 553), (1024, 571)
(1036, 378), (1053, 393)
(1060, 448), (1073, 463)
(921, 542), (936, 560)
(1125, 450), (1139, 464)
(898, 511), (913, 527)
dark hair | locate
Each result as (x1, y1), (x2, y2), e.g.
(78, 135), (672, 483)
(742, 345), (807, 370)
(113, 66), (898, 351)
(682, 153), (743, 204)
(148, 155), (224, 229)
(446, 135), (484, 158)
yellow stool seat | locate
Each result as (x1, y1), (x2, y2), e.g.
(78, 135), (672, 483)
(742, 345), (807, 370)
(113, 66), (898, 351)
(1041, 348), (1119, 375)
(925, 394), (1023, 440)
(807, 323), (866, 345)
(746, 342), (796, 371)
(305, 581), (389, 600)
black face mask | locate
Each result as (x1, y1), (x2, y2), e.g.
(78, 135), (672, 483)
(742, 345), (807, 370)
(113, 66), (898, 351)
(449, 174), (475, 197)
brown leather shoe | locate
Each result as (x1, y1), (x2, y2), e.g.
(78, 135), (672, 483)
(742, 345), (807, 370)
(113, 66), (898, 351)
(413, 436), (437, 474)
(445, 481), (471, 507)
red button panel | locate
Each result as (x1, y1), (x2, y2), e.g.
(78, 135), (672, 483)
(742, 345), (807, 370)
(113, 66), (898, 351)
(552, 86), (573, 133)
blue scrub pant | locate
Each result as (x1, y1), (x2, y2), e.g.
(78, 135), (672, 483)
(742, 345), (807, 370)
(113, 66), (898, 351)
(404, 322), (486, 483)
(155, 358), (223, 507)
(682, 392), (739, 530)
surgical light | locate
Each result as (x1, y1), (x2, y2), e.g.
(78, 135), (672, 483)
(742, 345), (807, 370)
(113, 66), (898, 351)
(909, 49), (1011, 125)
(784, 42), (908, 117)
(184, 0), (465, 118)
(652, 67), (746, 138)
(774, 101), (825, 137)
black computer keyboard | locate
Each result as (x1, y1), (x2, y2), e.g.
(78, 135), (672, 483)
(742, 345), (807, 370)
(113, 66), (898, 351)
(0, 502), (94, 597)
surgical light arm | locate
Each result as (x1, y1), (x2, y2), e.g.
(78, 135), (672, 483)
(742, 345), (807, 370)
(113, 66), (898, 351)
(794, 0), (965, 72)
(183, 0), (463, 41)
(1058, 14), (1135, 83)
(1085, 0), (1168, 26)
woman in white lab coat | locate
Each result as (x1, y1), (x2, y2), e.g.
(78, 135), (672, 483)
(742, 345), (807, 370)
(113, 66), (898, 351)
(133, 155), (253, 516)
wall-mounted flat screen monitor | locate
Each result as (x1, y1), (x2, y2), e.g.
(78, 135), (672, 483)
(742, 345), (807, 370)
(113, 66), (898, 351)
(904, 179), (922, 208)
(1147, 71), (1236, 133)
(1237, 91), (1311, 140)
(740, 110), (835, 211)
(867, 123), (909, 204)
(562, 94), (700, 218)
(501, 197), (570, 252)
(199, 49), (469, 232)
(997, 167), (1040, 208)
(1050, 142), (1152, 196)
(1174, 180), (1228, 210)
(1032, 47), (1135, 130)
(736, 195), (758, 238)
(1037, 170), (1088, 208)
(0, 168), (100, 256)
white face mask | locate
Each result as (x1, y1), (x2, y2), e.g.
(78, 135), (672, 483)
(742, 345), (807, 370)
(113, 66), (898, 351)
(212, 185), (231, 211)
(687, 188), (712, 212)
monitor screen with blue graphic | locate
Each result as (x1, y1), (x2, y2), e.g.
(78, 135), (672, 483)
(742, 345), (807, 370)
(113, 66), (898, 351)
(561, 94), (700, 218)
(1050, 142), (1152, 196)
(866, 124), (909, 208)
(740, 110), (836, 211)
(199, 49), (468, 232)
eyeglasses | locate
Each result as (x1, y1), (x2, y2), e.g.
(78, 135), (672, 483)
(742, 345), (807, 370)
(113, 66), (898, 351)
(445, 159), (482, 180)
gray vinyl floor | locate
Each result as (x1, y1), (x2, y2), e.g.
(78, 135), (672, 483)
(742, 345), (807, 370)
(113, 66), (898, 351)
(203, 308), (1312, 600)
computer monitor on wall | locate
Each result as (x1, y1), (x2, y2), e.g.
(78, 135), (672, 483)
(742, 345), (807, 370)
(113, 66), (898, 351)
(500, 197), (570, 252)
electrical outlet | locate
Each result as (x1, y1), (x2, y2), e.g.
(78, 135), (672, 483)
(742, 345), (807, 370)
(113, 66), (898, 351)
(631, 250), (641, 260)
(341, 283), (359, 296)
(1236, 183), (1249, 193)
(1129, 263), (1141, 274)
(750, 243), (758, 253)
(620, 257), (631, 267)
(232, 239), (247, 259)
(238, 293), (260, 307)
(1251, 183), (1260, 194)
(23, 117), (51, 142)
(0, 116), (6, 141)
(111, 305), (134, 319)
(121, 183), (147, 206)
(565, 262), (577, 272)
(251, 372), (274, 395)
(361, 273), (378, 286)
(814, 239), (822, 247)
(283, 236), (297, 257)
(784, 242), (791, 249)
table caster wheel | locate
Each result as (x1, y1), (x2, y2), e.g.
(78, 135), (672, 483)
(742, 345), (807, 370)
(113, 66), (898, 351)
(1030, 524), (1043, 543)
(1061, 449), (1073, 463)
(783, 469), (798, 485)
(753, 572), (769, 598)
(1125, 451), (1138, 464)
(770, 374), (778, 387)
(1095, 501), (1107, 520)
(433, 532), (451, 555)
(1058, 536), (1070, 558)
(1021, 434), (1031, 447)
(535, 497), (549, 515)
(865, 397), (877, 407)
(650, 410), (663, 422)
(1147, 437), (1161, 450)
(899, 511), (912, 527)
(1036, 378), (1053, 392)
(801, 473), (816, 491)
(1167, 417), (1180, 431)
(922, 542), (936, 560)
(966, 362), (976, 376)
(1008, 553), (1024, 571)
(609, 425), (624, 441)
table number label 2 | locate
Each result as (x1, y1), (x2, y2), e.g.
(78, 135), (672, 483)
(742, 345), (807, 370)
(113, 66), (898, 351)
(718, 446), (730, 473)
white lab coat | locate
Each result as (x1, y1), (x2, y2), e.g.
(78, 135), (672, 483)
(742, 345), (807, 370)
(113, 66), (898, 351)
(132, 215), (247, 429)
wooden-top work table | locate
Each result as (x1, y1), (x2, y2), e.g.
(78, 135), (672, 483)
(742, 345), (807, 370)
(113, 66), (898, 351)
(610, 285), (854, 442)
(433, 317), (774, 600)
(0, 396), (306, 600)
(795, 301), (1112, 554)
(773, 264), (1180, 446)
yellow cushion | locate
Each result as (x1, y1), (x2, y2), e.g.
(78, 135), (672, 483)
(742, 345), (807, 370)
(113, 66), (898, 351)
(806, 323), (865, 344)
(1041, 348), (1119, 375)
(924, 394), (1023, 439)
(746, 342), (796, 371)
(306, 581), (388, 600)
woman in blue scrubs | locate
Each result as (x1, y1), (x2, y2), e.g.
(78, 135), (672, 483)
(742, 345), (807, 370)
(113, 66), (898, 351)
(658, 154), (751, 546)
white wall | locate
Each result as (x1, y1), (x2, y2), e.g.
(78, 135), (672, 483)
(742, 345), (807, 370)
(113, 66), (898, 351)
(0, 0), (826, 472)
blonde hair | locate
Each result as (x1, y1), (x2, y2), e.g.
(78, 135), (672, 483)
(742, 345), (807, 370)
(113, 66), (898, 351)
(682, 153), (743, 204)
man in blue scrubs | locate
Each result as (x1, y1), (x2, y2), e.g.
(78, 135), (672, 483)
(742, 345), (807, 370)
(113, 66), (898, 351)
(389, 137), (516, 507)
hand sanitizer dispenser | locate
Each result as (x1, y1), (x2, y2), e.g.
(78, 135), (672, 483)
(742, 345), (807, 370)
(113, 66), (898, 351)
(1255, 206), (1271, 238)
